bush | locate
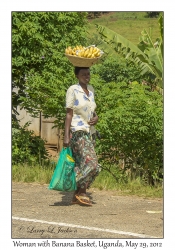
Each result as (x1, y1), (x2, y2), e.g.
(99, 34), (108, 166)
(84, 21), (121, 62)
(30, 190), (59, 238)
(91, 57), (151, 84)
(12, 12), (88, 128)
(145, 12), (160, 18)
(93, 81), (163, 185)
(12, 121), (48, 165)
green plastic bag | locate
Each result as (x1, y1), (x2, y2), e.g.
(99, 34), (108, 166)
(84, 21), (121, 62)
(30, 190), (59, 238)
(48, 147), (77, 191)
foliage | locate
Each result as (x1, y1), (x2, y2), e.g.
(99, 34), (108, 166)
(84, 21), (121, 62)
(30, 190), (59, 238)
(87, 12), (161, 46)
(12, 162), (56, 184)
(12, 11), (88, 126)
(91, 81), (163, 185)
(96, 14), (163, 87)
(12, 12), (163, 188)
(12, 164), (163, 198)
(146, 12), (161, 18)
(12, 121), (48, 165)
(92, 168), (163, 198)
(91, 56), (150, 84)
(87, 12), (104, 19)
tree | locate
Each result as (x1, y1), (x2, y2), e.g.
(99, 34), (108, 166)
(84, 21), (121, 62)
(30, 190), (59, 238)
(91, 56), (148, 84)
(95, 14), (163, 88)
(90, 80), (163, 185)
(12, 12), (88, 127)
(146, 12), (160, 18)
(87, 12), (102, 19)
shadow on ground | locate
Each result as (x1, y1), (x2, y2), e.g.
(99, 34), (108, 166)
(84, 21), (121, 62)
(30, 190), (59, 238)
(49, 191), (95, 206)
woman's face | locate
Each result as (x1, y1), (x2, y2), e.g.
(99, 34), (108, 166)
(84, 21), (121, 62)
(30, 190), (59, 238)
(76, 68), (90, 85)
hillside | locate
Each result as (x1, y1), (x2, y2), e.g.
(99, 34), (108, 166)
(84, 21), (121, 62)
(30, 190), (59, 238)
(87, 11), (161, 45)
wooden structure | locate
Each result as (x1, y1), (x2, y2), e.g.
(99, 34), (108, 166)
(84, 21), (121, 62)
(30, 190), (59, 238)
(16, 107), (63, 152)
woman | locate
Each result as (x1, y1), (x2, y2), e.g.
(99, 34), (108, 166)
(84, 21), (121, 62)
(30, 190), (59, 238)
(63, 66), (101, 206)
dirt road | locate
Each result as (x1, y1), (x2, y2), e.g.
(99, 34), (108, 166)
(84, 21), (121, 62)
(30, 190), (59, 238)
(12, 182), (163, 239)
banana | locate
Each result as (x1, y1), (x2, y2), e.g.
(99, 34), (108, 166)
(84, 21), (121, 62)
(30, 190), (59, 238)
(89, 46), (93, 54)
(84, 49), (89, 57)
(92, 47), (97, 54)
(80, 50), (85, 57)
(77, 51), (81, 57)
(67, 49), (71, 55)
(71, 50), (76, 55)
(93, 50), (99, 57)
(87, 52), (92, 58)
(96, 51), (101, 57)
(78, 50), (84, 57)
(65, 45), (103, 58)
(65, 48), (69, 54)
(65, 46), (72, 54)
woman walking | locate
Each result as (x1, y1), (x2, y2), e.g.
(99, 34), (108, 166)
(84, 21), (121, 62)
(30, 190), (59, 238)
(63, 66), (101, 206)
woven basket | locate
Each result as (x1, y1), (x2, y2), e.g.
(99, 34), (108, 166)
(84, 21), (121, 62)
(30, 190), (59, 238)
(65, 54), (101, 67)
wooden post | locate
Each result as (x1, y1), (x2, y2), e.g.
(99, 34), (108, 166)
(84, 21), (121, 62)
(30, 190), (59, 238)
(39, 111), (42, 137)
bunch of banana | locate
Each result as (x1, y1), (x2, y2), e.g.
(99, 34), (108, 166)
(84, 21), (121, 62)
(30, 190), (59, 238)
(65, 45), (102, 58)
(65, 45), (85, 56)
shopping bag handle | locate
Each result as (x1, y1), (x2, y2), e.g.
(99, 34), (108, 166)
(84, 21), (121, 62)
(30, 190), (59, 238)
(62, 147), (72, 157)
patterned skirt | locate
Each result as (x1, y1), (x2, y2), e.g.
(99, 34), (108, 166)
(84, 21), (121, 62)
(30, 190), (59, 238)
(70, 130), (101, 189)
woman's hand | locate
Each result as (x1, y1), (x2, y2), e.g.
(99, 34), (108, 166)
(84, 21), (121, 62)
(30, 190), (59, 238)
(88, 115), (98, 126)
(63, 135), (70, 148)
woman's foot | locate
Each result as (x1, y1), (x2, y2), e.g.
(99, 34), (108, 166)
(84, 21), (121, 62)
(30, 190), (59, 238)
(70, 199), (80, 205)
(75, 193), (92, 206)
(71, 188), (80, 205)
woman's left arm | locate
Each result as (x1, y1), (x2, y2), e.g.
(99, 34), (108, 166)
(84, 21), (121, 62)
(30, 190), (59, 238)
(88, 112), (98, 126)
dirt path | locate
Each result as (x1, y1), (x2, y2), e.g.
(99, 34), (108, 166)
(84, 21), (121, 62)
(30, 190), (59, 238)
(12, 182), (163, 239)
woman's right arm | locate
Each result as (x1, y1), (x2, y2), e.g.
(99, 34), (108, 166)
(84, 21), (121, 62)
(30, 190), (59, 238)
(63, 108), (73, 147)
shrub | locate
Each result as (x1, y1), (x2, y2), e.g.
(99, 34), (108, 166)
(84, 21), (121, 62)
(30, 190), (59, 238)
(91, 57), (152, 84)
(93, 81), (163, 185)
(12, 121), (48, 165)
(145, 12), (160, 18)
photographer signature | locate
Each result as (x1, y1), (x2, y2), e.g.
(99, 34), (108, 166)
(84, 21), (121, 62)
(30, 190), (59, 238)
(19, 225), (77, 235)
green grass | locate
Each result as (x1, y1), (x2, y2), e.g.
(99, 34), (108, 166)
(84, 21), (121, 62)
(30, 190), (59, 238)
(12, 164), (56, 185)
(91, 168), (163, 198)
(87, 11), (161, 45)
(12, 164), (163, 198)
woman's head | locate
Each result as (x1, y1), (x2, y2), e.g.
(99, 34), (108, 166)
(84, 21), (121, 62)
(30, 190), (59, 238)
(74, 67), (89, 75)
(74, 67), (90, 85)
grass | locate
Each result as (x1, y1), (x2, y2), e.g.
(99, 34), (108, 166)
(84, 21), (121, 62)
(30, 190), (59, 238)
(12, 164), (163, 199)
(12, 163), (56, 185)
(87, 11), (161, 45)
(91, 168), (163, 199)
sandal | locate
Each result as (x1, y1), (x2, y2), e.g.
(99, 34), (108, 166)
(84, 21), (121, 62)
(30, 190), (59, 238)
(70, 199), (80, 205)
(75, 193), (92, 206)
(70, 190), (80, 205)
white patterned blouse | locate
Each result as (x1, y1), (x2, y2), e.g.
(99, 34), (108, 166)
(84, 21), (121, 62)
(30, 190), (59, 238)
(66, 83), (97, 133)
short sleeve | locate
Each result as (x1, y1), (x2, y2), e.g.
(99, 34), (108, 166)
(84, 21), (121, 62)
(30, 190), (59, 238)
(66, 86), (75, 109)
(88, 85), (95, 95)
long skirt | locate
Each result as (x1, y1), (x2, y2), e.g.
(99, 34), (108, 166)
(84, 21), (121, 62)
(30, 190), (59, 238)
(70, 130), (101, 189)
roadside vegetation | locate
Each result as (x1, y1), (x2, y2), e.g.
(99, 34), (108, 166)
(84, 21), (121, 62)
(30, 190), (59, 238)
(12, 11), (163, 198)
(12, 163), (162, 198)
